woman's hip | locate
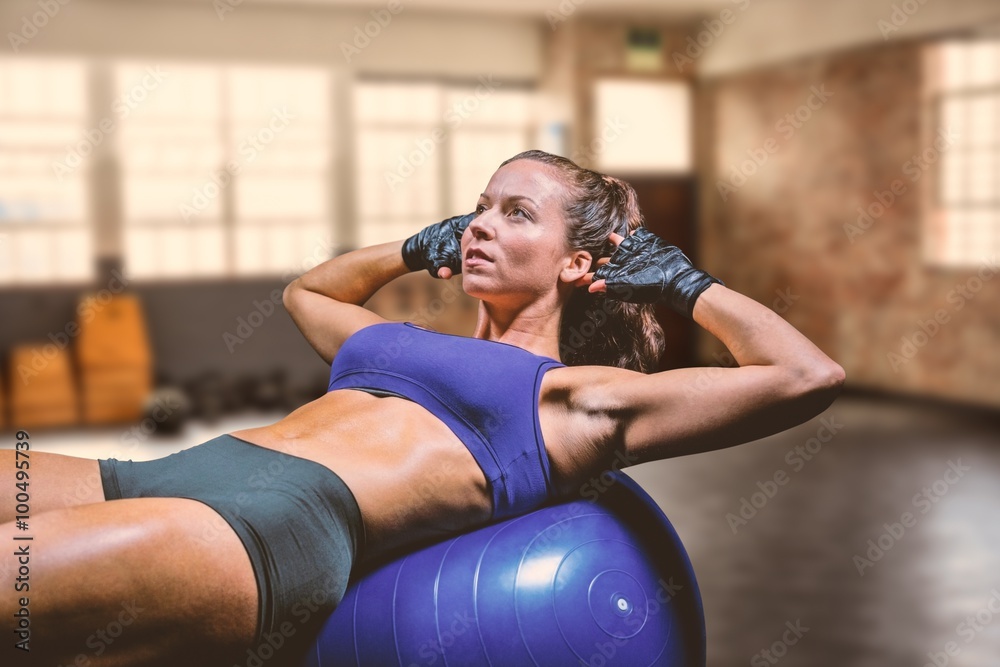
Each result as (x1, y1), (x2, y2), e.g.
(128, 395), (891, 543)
(97, 433), (364, 646)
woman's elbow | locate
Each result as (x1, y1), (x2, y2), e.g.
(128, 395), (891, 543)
(820, 361), (846, 391)
(282, 278), (302, 310)
(808, 358), (846, 392)
(829, 362), (847, 389)
(798, 360), (846, 403)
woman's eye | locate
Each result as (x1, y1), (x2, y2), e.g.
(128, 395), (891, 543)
(512, 206), (528, 218)
(475, 204), (486, 214)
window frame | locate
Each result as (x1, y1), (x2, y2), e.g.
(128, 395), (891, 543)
(921, 39), (1000, 270)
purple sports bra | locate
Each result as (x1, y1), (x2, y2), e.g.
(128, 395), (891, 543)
(327, 321), (566, 520)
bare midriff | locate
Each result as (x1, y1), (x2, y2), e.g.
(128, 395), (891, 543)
(230, 388), (496, 565)
(229, 366), (606, 566)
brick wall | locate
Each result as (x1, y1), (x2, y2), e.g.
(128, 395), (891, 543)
(697, 40), (1000, 409)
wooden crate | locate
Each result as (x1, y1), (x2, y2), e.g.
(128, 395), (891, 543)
(80, 367), (153, 424)
(8, 344), (79, 428)
(76, 292), (154, 425)
(76, 293), (153, 370)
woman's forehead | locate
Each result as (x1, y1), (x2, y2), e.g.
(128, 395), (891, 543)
(483, 160), (565, 206)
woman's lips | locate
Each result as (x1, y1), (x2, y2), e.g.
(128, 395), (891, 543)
(465, 248), (493, 266)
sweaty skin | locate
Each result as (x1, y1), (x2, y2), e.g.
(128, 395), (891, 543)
(228, 370), (599, 566)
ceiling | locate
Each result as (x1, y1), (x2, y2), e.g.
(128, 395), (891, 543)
(147, 0), (752, 19)
(121, 0), (1000, 76)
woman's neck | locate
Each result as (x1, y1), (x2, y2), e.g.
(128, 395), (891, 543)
(472, 307), (563, 362)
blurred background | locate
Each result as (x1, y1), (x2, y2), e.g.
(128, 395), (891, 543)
(0, 0), (999, 664)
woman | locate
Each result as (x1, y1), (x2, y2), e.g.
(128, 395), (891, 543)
(1, 149), (844, 666)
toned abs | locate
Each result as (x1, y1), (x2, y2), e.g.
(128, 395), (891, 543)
(231, 366), (612, 564)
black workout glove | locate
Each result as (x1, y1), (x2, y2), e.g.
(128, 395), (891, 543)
(592, 226), (724, 319)
(401, 212), (476, 278)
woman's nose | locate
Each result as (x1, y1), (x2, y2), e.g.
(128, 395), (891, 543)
(467, 213), (494, 240)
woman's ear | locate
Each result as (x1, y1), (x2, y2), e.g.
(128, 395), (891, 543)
(560, 249), (592, 284)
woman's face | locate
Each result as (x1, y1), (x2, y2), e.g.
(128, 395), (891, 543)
(459, 159), (591, 306)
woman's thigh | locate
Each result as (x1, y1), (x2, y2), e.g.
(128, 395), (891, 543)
(0, 449), (105, 523)
(0, 496), (258, 667)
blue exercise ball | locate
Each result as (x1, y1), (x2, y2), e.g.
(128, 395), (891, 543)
(302, 470), (705, 666)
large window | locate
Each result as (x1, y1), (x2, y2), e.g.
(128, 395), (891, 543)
(116, 64), (332, 278)
(355, 82), (443, 248)
(119, 62), (333, 279)
(924, 39), (1000, 267)
(447, 86), (537, 213)
(0, 61), (537, 286)
(230, 66), (331, 276)
(591, 78), (692, 175)
(0, 58), (91, 285)
(355, 80), (536, 248)
(118, 63), (226, 279)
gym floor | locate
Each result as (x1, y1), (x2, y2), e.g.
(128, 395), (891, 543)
(628, 389), (1000, 667)
(4, 389), (999, 666)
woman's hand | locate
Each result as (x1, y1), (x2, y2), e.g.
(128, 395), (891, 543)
(574, 226), (724, 319)
(401, 212), (476, 279)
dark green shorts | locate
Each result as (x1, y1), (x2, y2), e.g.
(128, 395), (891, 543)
(98, 433), (365, 652)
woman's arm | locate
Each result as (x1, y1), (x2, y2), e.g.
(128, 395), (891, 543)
(284, 212), (473, 364)
(283, 240), (408, 364)
(587, 282), (845, 464)
(692, 282), (843, 380)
